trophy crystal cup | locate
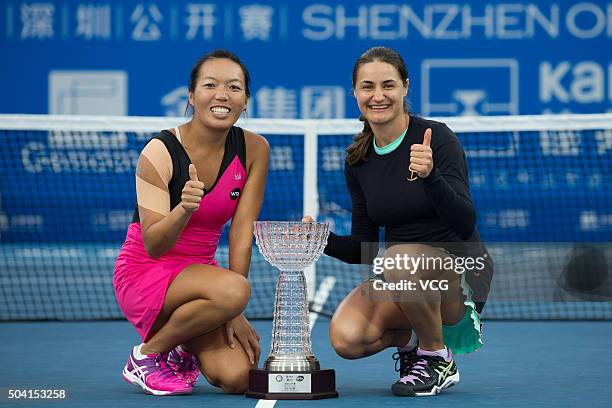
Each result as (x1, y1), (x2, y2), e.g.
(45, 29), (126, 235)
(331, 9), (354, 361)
(246, 221), (338, 400)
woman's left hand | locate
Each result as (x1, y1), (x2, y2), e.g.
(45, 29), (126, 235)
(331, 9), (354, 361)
(409, 128), (433, 179)
(225, 313), (261, 365)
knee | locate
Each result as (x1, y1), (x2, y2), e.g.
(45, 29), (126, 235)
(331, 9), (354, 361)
(383, 243), (432, 261)
(382, 244), (436, 281)
(206, 368), (249, 395)
(329, 321), (363, 360)
(220, 274), (251, 318)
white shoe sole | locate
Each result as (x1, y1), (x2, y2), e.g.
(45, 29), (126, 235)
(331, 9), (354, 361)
(392, 371), (460, 397)
(414, 371), (460, 397)
(122, 367), (192, 396)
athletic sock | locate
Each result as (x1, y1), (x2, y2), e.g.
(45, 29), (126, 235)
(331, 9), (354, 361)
(417, 346), (451, 362)
(398, 330), (418, 352)
(134, 343), (148, 360)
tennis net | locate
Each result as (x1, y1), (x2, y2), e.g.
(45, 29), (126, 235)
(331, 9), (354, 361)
(0, 114), (610, 320)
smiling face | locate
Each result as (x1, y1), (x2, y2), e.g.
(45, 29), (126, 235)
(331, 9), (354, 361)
(354, 60), (408, 126)
(188, 58), (248, 130)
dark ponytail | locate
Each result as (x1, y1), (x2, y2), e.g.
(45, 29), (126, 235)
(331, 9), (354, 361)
(346, 116), (374, 166)
(346, 47), (409, 166)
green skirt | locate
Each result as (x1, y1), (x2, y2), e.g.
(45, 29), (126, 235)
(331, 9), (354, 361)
(442, 273), (483, 355)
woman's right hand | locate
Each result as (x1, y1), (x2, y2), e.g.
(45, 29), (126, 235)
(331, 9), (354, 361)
(181, 164), (205, 213)
(302, 215), (315, 222)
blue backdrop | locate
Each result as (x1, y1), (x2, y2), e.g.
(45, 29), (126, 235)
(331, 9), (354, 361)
(2, 0), (611, 116)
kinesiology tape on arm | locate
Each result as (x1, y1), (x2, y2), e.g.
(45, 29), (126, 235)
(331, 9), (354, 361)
(136, 139), (173, 216)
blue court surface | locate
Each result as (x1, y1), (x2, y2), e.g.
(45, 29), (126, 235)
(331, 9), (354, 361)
(2, 318), (612, 408)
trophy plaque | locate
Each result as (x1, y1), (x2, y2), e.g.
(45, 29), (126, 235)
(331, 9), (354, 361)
(245, 221), (338, 400)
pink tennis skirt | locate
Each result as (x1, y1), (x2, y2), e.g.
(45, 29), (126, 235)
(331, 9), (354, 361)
(113, 223), (219, 341)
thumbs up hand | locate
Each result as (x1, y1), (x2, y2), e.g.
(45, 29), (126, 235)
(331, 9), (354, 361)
(408, 128), (433, 180)
(181, 164), (205, 213)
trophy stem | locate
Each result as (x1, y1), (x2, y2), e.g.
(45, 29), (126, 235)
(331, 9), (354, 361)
(264, 270), (320, 372)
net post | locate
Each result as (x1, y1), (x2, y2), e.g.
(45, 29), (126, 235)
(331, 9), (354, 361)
(303, 124), (319, 302)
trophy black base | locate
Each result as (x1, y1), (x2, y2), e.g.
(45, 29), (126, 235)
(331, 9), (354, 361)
(245, 369), (338, 400)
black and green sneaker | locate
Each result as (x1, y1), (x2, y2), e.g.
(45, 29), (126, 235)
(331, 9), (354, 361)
(391, 351), (459, 397)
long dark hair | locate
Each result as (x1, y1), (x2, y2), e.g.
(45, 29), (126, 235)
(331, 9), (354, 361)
(346, 47), (409, 166)
(184, 49), (251, 115)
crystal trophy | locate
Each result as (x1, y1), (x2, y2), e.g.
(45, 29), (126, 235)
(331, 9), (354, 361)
(245, 221), (338, 400)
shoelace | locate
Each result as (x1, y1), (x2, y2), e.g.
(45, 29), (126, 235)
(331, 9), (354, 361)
(399, 358), (431, 384)
(154, 354), (179, 380)
(177, 356), (197, 373)
(392, 350), (420, 377)
(170, 352), (197, 372)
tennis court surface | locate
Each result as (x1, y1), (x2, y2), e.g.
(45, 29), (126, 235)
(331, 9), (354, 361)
(2, 319), (611, 407)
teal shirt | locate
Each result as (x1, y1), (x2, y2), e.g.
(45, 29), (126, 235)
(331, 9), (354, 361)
(373, 128), (407, 155)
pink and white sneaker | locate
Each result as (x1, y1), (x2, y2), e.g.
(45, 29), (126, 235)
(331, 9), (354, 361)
(122, 345), (192, 396)
(167, 346), (200, 385)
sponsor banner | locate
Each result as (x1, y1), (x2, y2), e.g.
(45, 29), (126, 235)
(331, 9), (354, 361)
(1, 1), (610, 116)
